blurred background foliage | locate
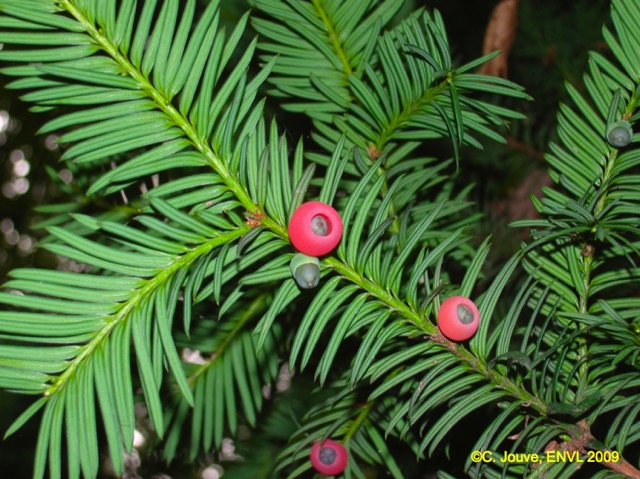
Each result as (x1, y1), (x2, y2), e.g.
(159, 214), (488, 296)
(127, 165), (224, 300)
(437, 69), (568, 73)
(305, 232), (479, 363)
(0, 0), (610, 477)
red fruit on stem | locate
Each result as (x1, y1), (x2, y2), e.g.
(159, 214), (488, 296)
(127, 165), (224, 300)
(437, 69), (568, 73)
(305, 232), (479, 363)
(309, 439), (348, 476)
(437, 296), (480, 341)
(288, 201), (343, 256)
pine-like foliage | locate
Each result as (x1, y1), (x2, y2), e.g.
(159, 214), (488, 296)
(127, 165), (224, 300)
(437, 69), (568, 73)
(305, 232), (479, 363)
(0, 1), (638, 478)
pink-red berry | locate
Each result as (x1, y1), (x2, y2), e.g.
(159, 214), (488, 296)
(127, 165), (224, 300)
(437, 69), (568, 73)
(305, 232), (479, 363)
(437, 296), (480, 341)
(309, 439), (348, 476)
(288, 201), (343, 256)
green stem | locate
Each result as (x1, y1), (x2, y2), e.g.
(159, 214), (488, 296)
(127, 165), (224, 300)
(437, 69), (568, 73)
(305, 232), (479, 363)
(310, 0), (450, 237)
(187, 293), (268, 385)
(575, 246), (591, 400)
(59, 0), (287, 239)
(310, 0), (354, 77)
(325, 257), (548, 415)
(343, 401), (374, 443)
(576, 146), (621, 398)
(375, 78), (450, 235)
(376, 79), (449, 151)
(45, 226), (249, 396)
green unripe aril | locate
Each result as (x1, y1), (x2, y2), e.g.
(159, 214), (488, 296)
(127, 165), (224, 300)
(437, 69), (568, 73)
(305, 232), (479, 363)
(606, 120), (633, 148)
(290, 253), (321, 289)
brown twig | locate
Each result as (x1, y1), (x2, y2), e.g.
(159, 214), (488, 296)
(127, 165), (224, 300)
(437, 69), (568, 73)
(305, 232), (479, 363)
(504, 134), (545, 162)
(605, 457), (640, 479)
(479, 0), (520, 78)
(544, 421), (640, 479)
